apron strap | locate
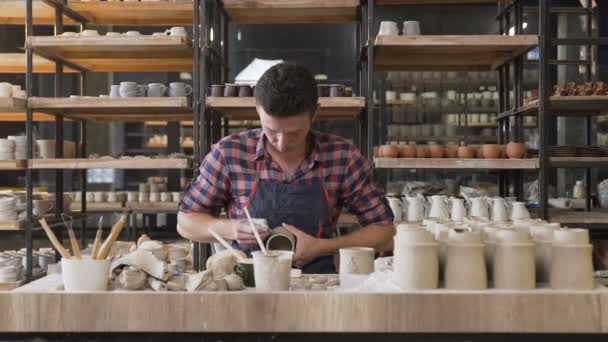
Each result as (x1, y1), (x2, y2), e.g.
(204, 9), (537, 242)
(317, 164), (335, 236)
(244, 160), (261, 209)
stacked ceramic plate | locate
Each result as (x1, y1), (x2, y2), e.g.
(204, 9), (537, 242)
(8, 135), (27, 160)
(0, 255), (22, 282)
(0, 139), (15, 160)
(0, 197), (17, 221)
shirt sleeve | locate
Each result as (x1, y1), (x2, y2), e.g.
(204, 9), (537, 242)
(340, 146), (394, 226)
(178, 144), (231, 214)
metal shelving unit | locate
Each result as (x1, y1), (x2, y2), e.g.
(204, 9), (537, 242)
(16, 0), (206, 281)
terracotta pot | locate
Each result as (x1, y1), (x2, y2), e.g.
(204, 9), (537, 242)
(378, 144), (400, 158)
(457, 146), (475, 159)
(506, 142), (526, 159)
(416, 145), (429, 158)
(482, 144), (502, 159)
(373, 146), (380, 158)
(428, 143), (445, 158)
(445, 146), (458, 158)
(499, 145), (507, 159)
(476, 147), (483, 159)
(399, 144), (416, 158)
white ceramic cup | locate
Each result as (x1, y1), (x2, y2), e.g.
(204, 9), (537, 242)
(81, 29), (100, 37)
(252, 250), (293, 291)
(378, 21), (399, 36)
(172, 192), (181, 202)
(106, 192), (117, 203)
(109, 85), (120, 98)
(138, 192), (149, 203)
(160, 192), (172, 202)
(164, 26), (188, 37)
(402, 21), (421, 35)
(147, 83), (168, 97)
(127, 191), (138, 202)
(149, 192), (161, 203)
(93, 191), (106, 203)
(339, 247), (374, 288)
(124, 31), (141, 37)
(62, 257), (110, 291)
(169, 82), (193, 97)
(0, 83), (12, 98)
(119, 82), (146, 98)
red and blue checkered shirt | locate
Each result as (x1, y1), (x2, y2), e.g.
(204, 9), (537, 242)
(178, 129), (393, 227)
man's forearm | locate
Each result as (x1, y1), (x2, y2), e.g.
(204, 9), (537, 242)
(177, 211), (235, 242)
(317, 224), (395, 257)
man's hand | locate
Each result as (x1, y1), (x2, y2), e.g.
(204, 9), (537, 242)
(282, 223), (324, 268)
(231, 219), (270, 247)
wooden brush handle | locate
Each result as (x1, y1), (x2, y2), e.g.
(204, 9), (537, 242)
(67, 228), (81, 259)
(91, 229), (103, 259)
(97, 215), (127, 260)
(38, 218), (71, 259)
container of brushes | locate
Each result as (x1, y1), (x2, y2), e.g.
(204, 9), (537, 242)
(62, 257), (110, 291)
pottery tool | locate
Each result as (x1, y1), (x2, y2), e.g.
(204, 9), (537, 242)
(208, 228), (244, 261)
(38, 218), (71, 259)
(97, 214), (127, 260)
(62, 213), (81, 259)
(243, 207), (267, 255)
(91, 216), (104, 259)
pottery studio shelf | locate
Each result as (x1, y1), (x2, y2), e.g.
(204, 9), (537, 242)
(550, 157), (608, 169)
(373, 35), (539, 71)
(498, 96), (608, 119)
(374, 158), (540, 170)
(0, 160), (27, 171)
(0, 53), (78, 74)
(207, 97), (365, 120)
(549, 209), (608, 228)
(70, 202), (124, 213)
(0, 213), (85, 231)
(28, 158), (191, 170)
(0, 0), (75, 25)
(29, 97), (192, 121)
(0, 98), (27, 113)
(67, 0), (193, 25)
(26, 36), (192, 72)
(377, 0), (497, 4)
(125, 202), (178, 214)
(223, 0), (359, 24)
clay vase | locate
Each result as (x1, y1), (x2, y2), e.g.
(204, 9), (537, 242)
(393, 225), (439, 290)
(445, 145), (458, 158)
(428, 143), (444, 158)
(399, 144), (416, 158)
(506, 142), (526, 159)
(482, 144), (502, 159)
(457, 146), (475, 159)
(493, 231), (535, 289)
(550, 244), (594, 290)
(378, 144), (400, 158)
(416, 145), (429, 158)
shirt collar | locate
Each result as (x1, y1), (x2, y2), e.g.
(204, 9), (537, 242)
(254, 129), (321, 164)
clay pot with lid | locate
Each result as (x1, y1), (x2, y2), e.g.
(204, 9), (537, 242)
(399, 144), (416, 158)
(427, 142), (445, 159)
(378, 144), (400, 158)
(457, 144), (475, 159)
(416, 145), (429, 158)
(482, 144), (502, 159)
(506, 142), (526, 159)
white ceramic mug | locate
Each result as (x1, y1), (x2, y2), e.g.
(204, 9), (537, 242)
(93, 191), (106, 203)
(378, 21), (399, 36)
(160, 192), (172, 202)
(402, 21), (421, 35)
(149, 192), (161, 203)
(169, 82), (193, 97)
(147, 83), (168, 97)
(126, 191), (138, 202)
(106, 192), (117, 203)
(386, 197), (403, 222)
(252, 251), (293, 291)
(164, 26), (188, 37)
(109, 85), (120, 98)
(0, 83), (12, 98)
(119, 82), (146, 98)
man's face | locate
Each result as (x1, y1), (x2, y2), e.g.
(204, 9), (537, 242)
(257, 106), (314, 154)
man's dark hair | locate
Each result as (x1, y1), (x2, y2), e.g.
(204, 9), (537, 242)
(255, 63), (318, 118)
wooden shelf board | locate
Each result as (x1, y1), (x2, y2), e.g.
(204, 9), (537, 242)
(549, 210), (608, 226)
(0, 98), (27, 113)
(70, 202), (125, 213)
(146, 143), (193, 149)
(144, 120), (194, 126)
(207, 96), (365, 120)
(125, 202), (178, 213)
(29, 158), (191, 170)
(0, 53), (77, 74)
(0, 160), (26, 171)
(0, 0), (76, 25)
(27, 36), (192, 72)
(501, 96), (608, 118)
(223, 0), (359, 24)
(68, 0), (193, 25)
(374, 35), (538, 71)
(550, 157), (608, 168)
(377, 0), (497, 4)
(374, 157), (539, 169)
(30, 97), (192, 121)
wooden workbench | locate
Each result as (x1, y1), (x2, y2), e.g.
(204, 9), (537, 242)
(0, 289), (607, 333)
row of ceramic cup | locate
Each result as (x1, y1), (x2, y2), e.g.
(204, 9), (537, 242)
(0, 196), (60, 220)
(58, 27), (188, 38)
(0, 83), (25, 99)
(72, 191), (181, 203)
(391, 221), (594, 290)
(107, 82), (192, 98)
(0, 136), (27, 160)
(378, 20), (421, 37)
(385, 195), (531, 223)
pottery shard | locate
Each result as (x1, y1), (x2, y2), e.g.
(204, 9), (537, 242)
(187, 270), (216, 292)
(148, 277), (167, 292)
(206, 249), (246, 280)
(118, 266), (147, 290)
(137, 234), (152, 247)
(111, 249), (169, 281)
(224, 273), (244, 291)
(138, 240), (163, 251)
(166, 274), (188, 291)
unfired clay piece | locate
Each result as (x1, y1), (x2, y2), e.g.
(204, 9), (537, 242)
(187, 270), (217, 292)
(148, 277), (167, 292)
(118, 266), (147, 290)
(224, 273), (244, 291)
(111, 249), (169, 281)
(206, 249), (246, 280)
(166, 274), (188, 291)
(137, 234), (152, 247)
(215, 279), (228, 291)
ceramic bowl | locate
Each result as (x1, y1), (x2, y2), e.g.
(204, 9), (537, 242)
(553, 228), (590, 245)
